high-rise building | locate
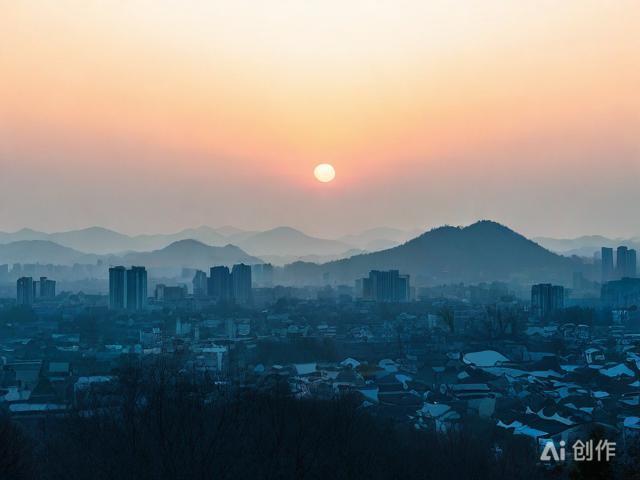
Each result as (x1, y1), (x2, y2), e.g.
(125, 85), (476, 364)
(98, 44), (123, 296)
(208, 266), (231, 301)
(16, 277), (34, 306)
(616, 246), (629, 279)
(357, 270), (410, 302)
(627, 249), (637, 278)
(126, 266), (148, 311)
(192, 270), (208, 297)
(601, 247), (614, 283)
(601, 277), (640, 308)
(231, 263), (252, 304)
(35, 277), (56, 299)
(531, 283), (564, 319)
(397, 274), (410, 302)
(609, 245), (638, 279)
(109, 266), (127, 310)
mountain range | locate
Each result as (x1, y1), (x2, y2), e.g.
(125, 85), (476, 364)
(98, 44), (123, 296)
(0, 225), (416, 263)
(533, 235), (640, 257)
(0, 239), (260, 271)
(0, 226), (230, 255)
(0, 221), (586, 285)
(120, 240), (261, 270)
(236, 227), (351, 257)
(0, 241), (99, 265)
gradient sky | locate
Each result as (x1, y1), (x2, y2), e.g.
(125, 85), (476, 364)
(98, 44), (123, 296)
(1, 1), (639, 238)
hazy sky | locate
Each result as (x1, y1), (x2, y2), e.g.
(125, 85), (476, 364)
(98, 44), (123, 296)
(1, 1), (639, 238)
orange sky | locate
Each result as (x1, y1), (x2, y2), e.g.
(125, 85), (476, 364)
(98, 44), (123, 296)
(1, 1), (639, 237)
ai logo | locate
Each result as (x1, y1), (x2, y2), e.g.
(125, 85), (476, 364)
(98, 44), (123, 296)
(540, 441), (566, 461)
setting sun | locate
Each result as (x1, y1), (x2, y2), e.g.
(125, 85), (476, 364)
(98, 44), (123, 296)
(314, 164), (336, 183)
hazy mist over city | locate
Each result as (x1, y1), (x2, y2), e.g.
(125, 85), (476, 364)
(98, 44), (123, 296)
(1, 2), (640, 480)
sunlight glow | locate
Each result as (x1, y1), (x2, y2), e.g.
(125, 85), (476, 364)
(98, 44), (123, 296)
(314, 164), (336, 183)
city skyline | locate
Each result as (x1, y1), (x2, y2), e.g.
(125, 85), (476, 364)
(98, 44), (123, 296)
(2, 1), (640, 238)
(3, 3), (640, 477)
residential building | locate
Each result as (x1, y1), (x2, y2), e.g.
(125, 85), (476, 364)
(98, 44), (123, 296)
(531, 283), (564, 319)
(616, 246), (629, 279)
(192, 270), (208, 297)
(357, 270), (410, 302)
(627, 249), (637, 278)
(109, 266), (147, 311)
(614, 246), (637, 279)
(601, 247), (614, 283)
(601, 277), (640, 308)
(208, 266), (231, 301)
(36, 277), (56, 299)
(16, 277), (34, 306)
(126, 266), (148, 311)
(232, 263), (252, 304)
(108, 266), (127, 310)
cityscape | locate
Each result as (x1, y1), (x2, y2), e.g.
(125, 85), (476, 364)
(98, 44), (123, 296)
(2, 1), (640, 479)
(2, 223), (640, 478)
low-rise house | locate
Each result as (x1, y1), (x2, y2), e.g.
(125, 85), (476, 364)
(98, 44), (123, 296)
(584, 347), (605, 365)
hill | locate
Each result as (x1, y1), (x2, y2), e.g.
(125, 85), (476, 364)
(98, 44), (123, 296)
(48, 227), (137, 253)
(0, 228), (50, 243)
(0, 240), (97, 265)
(237, 227), (352, 257)
(0, 225), (352, 256)
(120, 239), (262, 269)
(0, 226), (234, 254)
(287, 221), (582, 285)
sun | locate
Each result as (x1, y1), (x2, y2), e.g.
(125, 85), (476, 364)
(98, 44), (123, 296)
(314, 163), (336, 183)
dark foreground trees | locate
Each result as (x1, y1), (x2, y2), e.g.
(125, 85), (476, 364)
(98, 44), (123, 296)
(3, 363), (545, 480)
(0, 413), (34, 480)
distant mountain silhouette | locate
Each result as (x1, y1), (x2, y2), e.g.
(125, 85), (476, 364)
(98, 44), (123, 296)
(0, 238), (260, 272)
(120, 240), (261, 269)
(0, 225), (355, 257)
(132, 227), (229, 252)
(236, 227), (352, 257)
(0, 228), (50, 243)
(533, 235), (635, 257)
(258, 248), (366, 267)
(339, 227), (416, 250)
(291, 221), (582, 285)
(0, 222), (586, 284)
(3, 223), (574, 276)
(0, 226), (233, 254)
(213, 225), (246, 236)
(49, 227), (137, 253)
(0, 240), (98, 265)
(214, 226), (257, 241)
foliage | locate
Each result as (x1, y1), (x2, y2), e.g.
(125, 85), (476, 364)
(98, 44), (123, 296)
(4, 363), (549, 480)
(0, 413), (33, 480)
